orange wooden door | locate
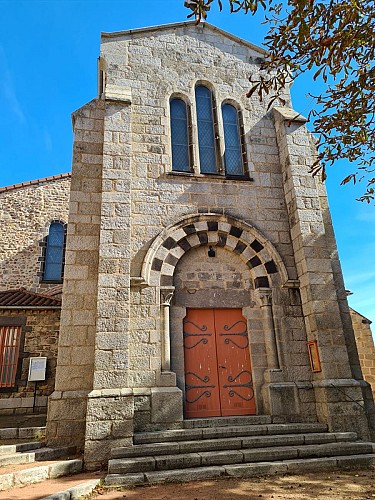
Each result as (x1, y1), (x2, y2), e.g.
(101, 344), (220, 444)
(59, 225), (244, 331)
(183, 309), (221, 418)
(184, 308), (256, 418)
(215, 309), (256, 416)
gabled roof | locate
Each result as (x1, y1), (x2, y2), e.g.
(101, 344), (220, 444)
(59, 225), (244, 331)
(349, 307), (372, 325)
(0, 173), (71, 194)
(0, 289), (62, 309)
(101, 21), (267, 56)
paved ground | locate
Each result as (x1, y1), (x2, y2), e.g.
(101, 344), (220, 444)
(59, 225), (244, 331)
(1, 467), (375, 499)
(88, 469), (375, 499)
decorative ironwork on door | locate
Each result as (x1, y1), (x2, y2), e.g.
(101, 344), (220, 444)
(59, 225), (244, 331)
(183, 308), (256, 418)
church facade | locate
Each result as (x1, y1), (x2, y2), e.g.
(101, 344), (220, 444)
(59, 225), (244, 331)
(1, 21), (375, 468)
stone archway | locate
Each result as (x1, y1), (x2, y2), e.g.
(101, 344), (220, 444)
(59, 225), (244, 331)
(142, 213), (290, 289)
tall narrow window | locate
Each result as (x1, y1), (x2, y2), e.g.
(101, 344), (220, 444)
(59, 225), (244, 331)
(222, 103), (244, 177)
(170, 98), (191, 172)
(195, 86), (217, 174)
(0, 326), (21, 388)
(43, 222), (65, 282)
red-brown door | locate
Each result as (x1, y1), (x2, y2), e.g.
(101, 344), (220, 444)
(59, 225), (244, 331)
(183, 308), (256, 418)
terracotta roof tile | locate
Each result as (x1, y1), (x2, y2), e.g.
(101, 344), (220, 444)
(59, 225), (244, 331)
(0, 288), (62, 308)
(0, 173), (71, 193)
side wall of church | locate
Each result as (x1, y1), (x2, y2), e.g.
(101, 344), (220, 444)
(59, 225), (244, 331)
(0, 178), (70, 414)
(0, 177), (70, 293)
(351, 310), (375, 393)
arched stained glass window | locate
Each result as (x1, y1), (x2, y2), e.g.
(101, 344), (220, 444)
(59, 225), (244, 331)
(43, 222), (65, 281)
(222, 103), (244, 177)
(170, 98), (191, 172)
(195, 86), (217, 174)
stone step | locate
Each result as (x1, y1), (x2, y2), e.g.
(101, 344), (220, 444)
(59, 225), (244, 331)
(183, 415), (272, 429)
(0, 446), (76, 467)
(40, 478), (102, 500)
(0, 458), (83, 492)
(108, 441), (374, 474)
(133, 422), (328, 444)
(0, 441), (44, 456)
(105, 453), (375, 487)
(0, 426), (46, 443)
(112, 432), (357, 459)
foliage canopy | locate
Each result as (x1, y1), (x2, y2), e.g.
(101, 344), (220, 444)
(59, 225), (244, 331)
(185, 0), (375, 202)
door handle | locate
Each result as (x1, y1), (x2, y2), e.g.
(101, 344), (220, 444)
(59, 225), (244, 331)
(219, 365), (226, 369)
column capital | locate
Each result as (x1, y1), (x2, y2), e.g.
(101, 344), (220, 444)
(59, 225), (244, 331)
(254, 287), (272, 307)
(161, 287), (175, 306)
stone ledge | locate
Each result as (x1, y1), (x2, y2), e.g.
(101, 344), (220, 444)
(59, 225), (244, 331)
(273, 106), (307, 123)
(312, 378), (363, 388)
(85, 387), (178, 399)
(88, 389), (133, 399)
(49, 390), (90, 400)
(104, 85), (132, 104)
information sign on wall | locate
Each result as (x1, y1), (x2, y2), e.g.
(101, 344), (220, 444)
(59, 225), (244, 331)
(28, 357), (47, 382)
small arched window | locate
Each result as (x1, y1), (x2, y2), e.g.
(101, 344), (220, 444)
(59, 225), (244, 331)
(222, 103), (244, 177)
(43, 222), (65, 282)
(195, 85), (217, 174)
(170, 98), (191, 172)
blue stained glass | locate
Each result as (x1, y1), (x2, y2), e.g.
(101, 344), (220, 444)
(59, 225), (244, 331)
(44, 222), (65, 281)
(222, 104), (244, 176)
(170, 98), (190, 172)
(195, 86), (217, 174)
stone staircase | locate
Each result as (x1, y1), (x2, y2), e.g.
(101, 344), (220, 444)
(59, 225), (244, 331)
(0, 440), (82, 492)
(105, 416), (375, 486)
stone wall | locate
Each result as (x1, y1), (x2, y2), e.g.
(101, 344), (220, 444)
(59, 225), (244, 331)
(0, 309), (60, 414)
(0, 176), (70, 293)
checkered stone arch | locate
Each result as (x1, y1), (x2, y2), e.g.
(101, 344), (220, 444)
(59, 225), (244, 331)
(142, 214), (289, 288)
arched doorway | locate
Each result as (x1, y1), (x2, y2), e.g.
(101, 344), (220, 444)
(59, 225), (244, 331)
(141, 213), (291, 419)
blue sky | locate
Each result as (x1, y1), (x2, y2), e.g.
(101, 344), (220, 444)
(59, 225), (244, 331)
(1, 0), (374, 325)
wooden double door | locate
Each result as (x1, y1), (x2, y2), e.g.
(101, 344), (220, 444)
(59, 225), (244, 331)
(183, 308), (256, 418)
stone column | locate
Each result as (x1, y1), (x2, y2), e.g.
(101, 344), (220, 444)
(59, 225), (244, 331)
(151, 288), (183, 428)
(161, 290), (174, 372)
(273, 106), (374, 438)
(255, 288), (279, 370)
